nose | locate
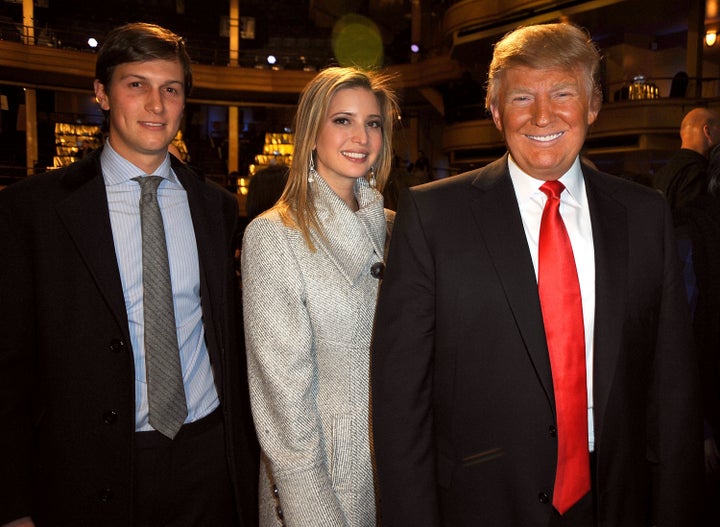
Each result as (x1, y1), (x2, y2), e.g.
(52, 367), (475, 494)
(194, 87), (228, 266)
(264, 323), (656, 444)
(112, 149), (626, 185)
(352, 123), (369, 144)
(145, 90), (163, 114)
(532, 98), (551, 127)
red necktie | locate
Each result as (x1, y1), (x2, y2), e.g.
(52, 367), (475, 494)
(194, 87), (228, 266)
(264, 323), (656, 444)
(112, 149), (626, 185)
(538, 180), (590, 515)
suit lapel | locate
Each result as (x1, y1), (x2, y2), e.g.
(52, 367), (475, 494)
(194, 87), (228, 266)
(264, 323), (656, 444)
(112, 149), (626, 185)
(55, 152), (129, 333)
(584, 168), (628, 445)
(174, 163), (226, 391)
(468, 157), (555, 406)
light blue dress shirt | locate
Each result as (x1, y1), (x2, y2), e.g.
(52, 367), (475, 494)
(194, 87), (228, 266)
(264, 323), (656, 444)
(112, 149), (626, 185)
(101, 141), (219, 432)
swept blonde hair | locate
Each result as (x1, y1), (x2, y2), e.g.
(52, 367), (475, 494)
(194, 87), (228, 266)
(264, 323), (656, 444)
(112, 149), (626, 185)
(274, 66), (399, 251)
(485, 23), (602, 113)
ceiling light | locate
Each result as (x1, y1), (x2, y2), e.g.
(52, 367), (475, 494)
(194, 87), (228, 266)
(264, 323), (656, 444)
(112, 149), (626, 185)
(706, 31), (717, 47)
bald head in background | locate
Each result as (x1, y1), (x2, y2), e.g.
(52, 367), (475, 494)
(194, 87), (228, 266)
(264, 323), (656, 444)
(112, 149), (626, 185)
(654, 106), (720, 210)
(680, 107), (720, 157)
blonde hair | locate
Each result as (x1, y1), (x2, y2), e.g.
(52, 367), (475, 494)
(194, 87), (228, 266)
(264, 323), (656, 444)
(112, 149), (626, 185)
(485, 23), (602, 112)
(275, 66), (399, 251)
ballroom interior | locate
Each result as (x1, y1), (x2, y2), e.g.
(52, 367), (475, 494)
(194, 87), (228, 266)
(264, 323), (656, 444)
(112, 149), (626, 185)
(1, 0), (719, 202)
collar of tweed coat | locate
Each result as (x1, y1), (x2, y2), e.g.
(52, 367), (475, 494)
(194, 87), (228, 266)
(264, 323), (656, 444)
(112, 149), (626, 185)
(310, 175), (387, 285)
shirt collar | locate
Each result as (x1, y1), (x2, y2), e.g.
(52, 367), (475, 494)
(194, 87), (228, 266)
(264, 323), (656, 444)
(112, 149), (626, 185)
(508, 154), (585, 208)
(101, 140), (178, 187)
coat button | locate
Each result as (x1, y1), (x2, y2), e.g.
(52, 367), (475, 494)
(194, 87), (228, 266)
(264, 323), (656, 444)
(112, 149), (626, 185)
(538, 492), (550, 504)
(370, 262), (385, 279)
(109, 339), (125, 353)
(272, 484), (279, 497)
(103, 410), (118, 424)
(276, 505), (284, 519)
(548, 425), (557, 438)
(99, 488), (114, 502)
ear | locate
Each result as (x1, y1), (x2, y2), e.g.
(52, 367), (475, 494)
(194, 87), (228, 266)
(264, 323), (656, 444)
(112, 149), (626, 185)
(587, 93), (601, 126)
(93, 80), (110, 111)
(490, 104), (503, 133)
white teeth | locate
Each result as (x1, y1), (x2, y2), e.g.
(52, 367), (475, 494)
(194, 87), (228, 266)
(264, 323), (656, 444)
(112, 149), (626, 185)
(342, 151), (367, 159)
(527, 132), (563, 142)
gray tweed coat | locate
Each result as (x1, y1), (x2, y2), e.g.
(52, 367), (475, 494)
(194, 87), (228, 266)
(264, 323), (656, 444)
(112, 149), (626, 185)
(241, 175), (390, 526)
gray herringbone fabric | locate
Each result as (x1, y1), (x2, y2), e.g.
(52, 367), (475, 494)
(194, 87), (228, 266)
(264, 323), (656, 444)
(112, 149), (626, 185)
(134, 175), (187, 439)
(242, 175), (391, 526)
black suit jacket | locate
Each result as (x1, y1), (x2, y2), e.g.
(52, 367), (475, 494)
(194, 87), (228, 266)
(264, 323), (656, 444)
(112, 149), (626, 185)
(0, 149), (258, 526)
(371, 155), (703, 526)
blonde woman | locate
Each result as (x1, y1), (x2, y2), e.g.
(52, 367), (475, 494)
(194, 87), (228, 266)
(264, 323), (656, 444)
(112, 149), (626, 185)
(241, 67), (399, 526)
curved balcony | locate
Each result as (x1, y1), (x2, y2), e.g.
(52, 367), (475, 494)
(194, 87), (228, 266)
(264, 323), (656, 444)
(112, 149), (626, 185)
(0, 38), (464, 106)
(441, 98), (720, 177)
(443, 0), (626, 47)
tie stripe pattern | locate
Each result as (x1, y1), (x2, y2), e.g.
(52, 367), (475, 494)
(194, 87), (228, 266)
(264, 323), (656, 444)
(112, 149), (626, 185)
(135, 175), (187, 439)
(538, 180), (591, 515)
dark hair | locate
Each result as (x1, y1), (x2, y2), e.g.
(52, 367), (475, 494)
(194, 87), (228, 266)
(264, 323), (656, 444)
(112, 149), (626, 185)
(95, 22), (193, 96)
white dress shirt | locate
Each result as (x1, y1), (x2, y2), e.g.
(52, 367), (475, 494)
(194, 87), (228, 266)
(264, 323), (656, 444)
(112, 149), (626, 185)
(508, 155), (596, 450)
(101, 141), (219, 432)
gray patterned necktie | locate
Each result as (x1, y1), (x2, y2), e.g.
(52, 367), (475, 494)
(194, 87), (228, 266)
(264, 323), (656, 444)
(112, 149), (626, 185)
(134, 175), (187, 439)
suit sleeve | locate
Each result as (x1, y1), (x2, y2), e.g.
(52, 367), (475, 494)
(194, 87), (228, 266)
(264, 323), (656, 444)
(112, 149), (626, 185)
(371, 188), (441, 526)
(0, 191), (35, 524)
(241, 218), (346, 526)
(649, 199), (704, 526)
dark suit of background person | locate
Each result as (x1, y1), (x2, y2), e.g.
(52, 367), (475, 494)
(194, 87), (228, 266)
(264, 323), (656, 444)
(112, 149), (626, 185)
(371, 23), (703, 527)
(673, 143), (720, 522)
(245, 161), (289, 222)
(654, 107), (720, 211)
(0, 23), (257, 527)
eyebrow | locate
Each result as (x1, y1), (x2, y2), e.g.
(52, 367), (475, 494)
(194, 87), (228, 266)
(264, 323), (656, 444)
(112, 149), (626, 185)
(330, 110), (382, 120)
(507, 81), (579, 94)
(116, 73), (183, 86)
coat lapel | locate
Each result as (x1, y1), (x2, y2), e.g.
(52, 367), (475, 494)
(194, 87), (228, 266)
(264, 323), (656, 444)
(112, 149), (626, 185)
(584, 167), (628, 446)
(468, 156), (555, 405)
(55, 151), (129, 333)
(174, 162), (227, 391)
(311, 176), (386, 285)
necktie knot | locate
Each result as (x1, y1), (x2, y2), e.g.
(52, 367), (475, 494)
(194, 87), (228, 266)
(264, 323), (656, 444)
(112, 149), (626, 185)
(540, 180), (565, 200)
(134, 175), (164, 198)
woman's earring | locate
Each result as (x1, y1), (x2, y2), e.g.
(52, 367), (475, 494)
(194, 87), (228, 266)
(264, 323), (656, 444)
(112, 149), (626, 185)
(308, 154), (317, 183)
(368, 166), (377, 189)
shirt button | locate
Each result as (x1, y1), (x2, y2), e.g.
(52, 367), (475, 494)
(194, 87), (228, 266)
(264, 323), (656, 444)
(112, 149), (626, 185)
(99, 488), (114, 502)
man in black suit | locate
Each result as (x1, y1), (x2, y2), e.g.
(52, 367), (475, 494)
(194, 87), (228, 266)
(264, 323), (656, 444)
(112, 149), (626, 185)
(371, 23), (703, 527)
(654, 106), (720, 210)
(0, 23), (258, 527)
